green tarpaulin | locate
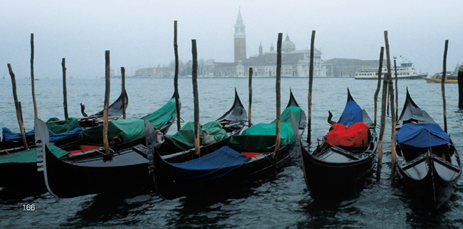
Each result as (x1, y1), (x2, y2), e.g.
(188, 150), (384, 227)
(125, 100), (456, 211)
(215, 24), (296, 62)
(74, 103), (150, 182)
(170, 121), (227, 151)
(78, 97), (177, 145)
(0, 145), (69, 164)
(228, 106), (301, 152)
(46, 117), (80, 134)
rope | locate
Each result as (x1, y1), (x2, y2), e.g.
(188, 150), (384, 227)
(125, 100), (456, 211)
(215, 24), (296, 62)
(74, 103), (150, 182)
(95, 148), (114, 155)
(263, 153), (279, 169)
(359, 150), (381, 167)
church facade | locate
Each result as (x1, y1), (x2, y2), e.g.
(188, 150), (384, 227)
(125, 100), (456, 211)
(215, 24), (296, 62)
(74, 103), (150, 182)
(214, 9), (327, 78)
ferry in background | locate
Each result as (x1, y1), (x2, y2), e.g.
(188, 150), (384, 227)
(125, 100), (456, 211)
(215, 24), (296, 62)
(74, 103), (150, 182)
(354, 57), (427, 80)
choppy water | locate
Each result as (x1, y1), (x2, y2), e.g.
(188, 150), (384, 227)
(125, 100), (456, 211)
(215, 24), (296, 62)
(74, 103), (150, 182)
(0, 77), (462, 228)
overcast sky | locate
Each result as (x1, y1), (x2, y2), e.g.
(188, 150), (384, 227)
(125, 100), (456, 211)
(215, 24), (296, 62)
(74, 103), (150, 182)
(1, 0), (462, 79)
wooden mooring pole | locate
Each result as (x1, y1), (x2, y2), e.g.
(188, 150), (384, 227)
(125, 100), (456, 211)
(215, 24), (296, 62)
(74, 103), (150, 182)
(174, 20), (181, 131)
(307, 30), (315, 144)
(374, 47), (384, 127)
(248, 67), (253, 127)
(376, 31), (391, 181)
(458, 65), (463, 110)
(273, 33), (283, 179)
(103, 51), (111, 154)
(441, 40), (448, 133)
(62, 58), (68, 119)
(31, 33), (38, 118)
(192, 39), (200, 157)
(8, 63), (28, 150)
(121, 67), (126, 119)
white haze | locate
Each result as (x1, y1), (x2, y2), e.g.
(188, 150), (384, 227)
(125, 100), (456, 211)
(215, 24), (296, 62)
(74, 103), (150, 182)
(1, 0), (462, 79)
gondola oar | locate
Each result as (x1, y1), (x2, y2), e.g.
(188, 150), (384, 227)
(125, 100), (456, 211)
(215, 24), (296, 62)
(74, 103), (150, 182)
(307, 30), (315, 144)
(8, 63), (28, 150)
(441, 40), (448, 133)
(248, 67), (253, 127)
(273, 33), (282, 179)
(103, 50), (111, 154)
(192, 39), (200, 157)
(174, 20), (181, 131)
(374, 47), (384, 127)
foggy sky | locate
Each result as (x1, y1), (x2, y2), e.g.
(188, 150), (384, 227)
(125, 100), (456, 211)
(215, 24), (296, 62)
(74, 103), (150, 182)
(1, 0), (462, 79)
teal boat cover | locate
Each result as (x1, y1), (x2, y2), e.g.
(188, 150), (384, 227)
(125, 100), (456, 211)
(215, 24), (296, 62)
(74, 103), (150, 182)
(169, 121), (227, 151)
(0, 145), (69, 164)
(2, 117), (82, 142)
(228, 106), (301, 152)
(78, 97), (177, 145)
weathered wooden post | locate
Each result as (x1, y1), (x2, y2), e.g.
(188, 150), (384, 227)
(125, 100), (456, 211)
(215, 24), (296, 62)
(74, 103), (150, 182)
(174, 20), (181, 131)
(458, 65), (463, 110)
(8, 63), (28, 150)
(248, 67), (253, 127)
(103, 51), (111, 154)
(31, 33), (38, 118)
(192, 39), (200, 157)
(374, 47), (384, 127)
(307, 30), (315, 144)
(62, 58), (68, 119)
(121, 67), (126, 119)
(377, 31), (391, 181)
(394, 59), (398, 119)
(441, 40), (448, 133)
(387, 47), (397, 182)
(273, 33), (283, 178)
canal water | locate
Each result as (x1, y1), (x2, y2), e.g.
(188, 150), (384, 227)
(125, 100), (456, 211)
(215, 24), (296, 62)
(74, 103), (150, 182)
(0, 77), (462, 228)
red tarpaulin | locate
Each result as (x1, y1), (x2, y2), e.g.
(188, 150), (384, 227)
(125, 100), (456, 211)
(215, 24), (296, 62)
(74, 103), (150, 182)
(326, 122), (369, 147)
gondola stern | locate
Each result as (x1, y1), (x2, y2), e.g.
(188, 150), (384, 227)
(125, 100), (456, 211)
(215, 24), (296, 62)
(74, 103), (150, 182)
(34, 117), (59, 198)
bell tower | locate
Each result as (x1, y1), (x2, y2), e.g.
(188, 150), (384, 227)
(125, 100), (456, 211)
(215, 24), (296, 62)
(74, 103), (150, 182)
(234, 8), (246, 63)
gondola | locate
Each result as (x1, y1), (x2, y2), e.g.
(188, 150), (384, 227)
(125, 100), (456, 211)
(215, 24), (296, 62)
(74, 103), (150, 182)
(394, 89), (461, 210)
(150, 91), (306, 200)
(149, 89), (247, 160)
(78, 88), (129, 127)
(0, 88), (129, 153)
(38, 92), (244, 198)
(300, 89), (378, 199)
(0, 96), (177, 195)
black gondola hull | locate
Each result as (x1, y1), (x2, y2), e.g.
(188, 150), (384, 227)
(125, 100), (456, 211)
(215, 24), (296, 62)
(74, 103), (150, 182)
(394, 89), (462, 210)
(395, 155), (461, 209)
(301, 143), (374, 199)
(153, 143), (296, 200)
(43, 145), (151, 198)
(300, 90), (378, 199)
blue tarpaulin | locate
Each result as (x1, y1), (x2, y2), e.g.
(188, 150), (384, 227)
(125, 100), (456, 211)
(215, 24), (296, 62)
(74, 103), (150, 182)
(395, 123), (449, 148)
(337, 101), (363, 126)
(172, 146), (251, 181)
(2, 126), (83, 142)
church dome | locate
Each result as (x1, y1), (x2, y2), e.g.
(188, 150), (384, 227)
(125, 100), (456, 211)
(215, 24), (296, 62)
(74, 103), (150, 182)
(282, 34), (296, 52)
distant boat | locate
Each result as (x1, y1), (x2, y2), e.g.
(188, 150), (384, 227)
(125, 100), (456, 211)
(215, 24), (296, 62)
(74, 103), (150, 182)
(354, 57), (427, 80)
(423, 72), (458, 83)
